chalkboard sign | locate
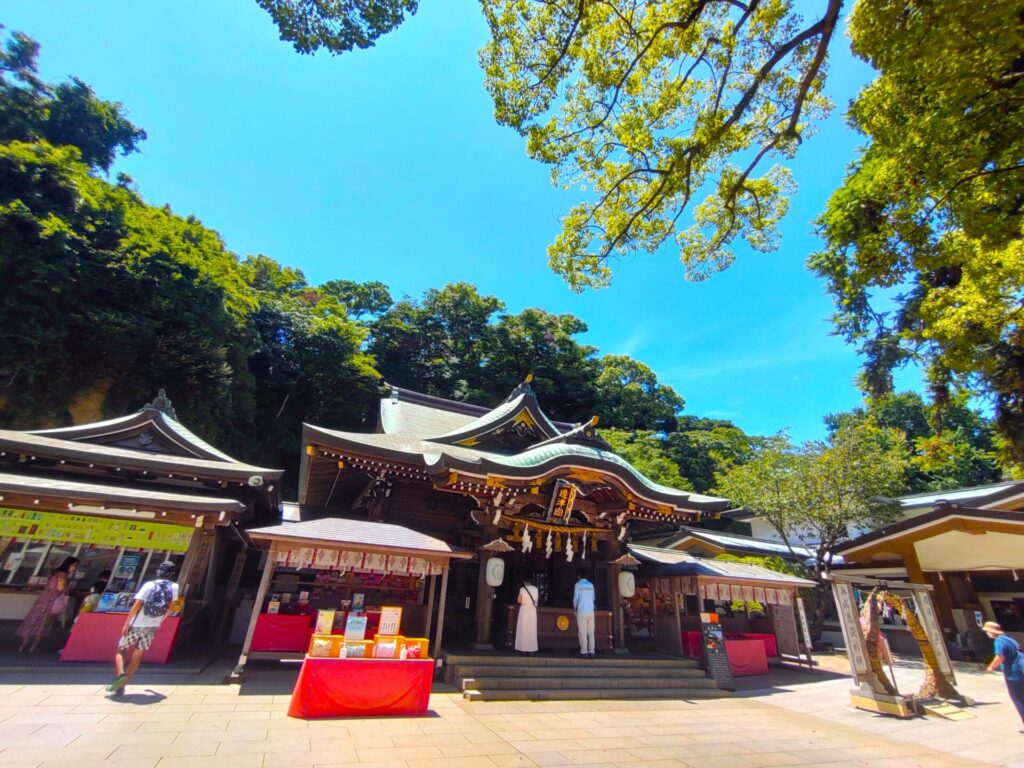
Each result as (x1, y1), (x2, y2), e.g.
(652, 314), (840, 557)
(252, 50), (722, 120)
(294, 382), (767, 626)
(700, 613), (734, 691)
(772, 603), (800, 657)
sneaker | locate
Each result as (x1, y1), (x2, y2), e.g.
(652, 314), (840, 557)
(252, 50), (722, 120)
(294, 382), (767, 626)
(106, 674), (127, 695)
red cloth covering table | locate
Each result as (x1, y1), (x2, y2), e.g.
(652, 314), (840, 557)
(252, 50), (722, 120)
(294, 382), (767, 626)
(61, 613), (181, 663)
(251, 613), (313, 653)
(287, 657), (434, 718)
(724, 639), (768, 676)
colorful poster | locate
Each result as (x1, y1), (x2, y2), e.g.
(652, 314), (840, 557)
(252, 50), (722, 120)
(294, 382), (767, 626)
(351, 592), (365, 611)
(0, 507), (191, 551)
(344, 614), (368, 641)
(314, 609), (336, 634)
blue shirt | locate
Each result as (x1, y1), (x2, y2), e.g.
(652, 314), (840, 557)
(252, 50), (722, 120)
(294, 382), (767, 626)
(995, 635), (1024, 681)
(573, 579), (595, 614)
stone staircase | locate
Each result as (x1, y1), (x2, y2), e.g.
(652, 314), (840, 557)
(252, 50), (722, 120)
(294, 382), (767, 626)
(444, 653), (730, 702)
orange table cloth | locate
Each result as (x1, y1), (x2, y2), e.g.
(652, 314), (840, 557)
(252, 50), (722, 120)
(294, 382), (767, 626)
(287, 657), (434, 719)
(724, 638), (768, 676)
(61, 613), (181, 663)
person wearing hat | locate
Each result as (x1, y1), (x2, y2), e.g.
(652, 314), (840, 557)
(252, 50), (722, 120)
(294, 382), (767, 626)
(106, 561), (181, 697)
(982, 621), (1024, 732)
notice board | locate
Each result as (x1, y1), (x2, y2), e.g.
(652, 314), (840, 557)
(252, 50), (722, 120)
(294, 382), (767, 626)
(772, 603), (800, 657)
(700, 612), (734, 691)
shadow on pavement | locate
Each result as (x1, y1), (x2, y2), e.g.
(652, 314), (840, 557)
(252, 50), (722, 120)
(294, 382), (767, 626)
(731, 664), (849, 697)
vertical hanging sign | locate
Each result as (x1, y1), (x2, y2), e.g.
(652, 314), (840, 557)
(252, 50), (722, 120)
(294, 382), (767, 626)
(546, 480), (577, 523)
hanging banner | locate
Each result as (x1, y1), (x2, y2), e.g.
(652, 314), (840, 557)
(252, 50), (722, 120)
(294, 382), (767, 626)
(546, 479), (577, 523)
(0, 507), (191, 551)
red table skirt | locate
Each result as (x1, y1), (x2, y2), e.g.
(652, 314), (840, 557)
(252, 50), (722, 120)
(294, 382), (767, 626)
(288, 657), (434, 719)
(61, 613), (180, 663)
(725, 639), (769, 676)
(251, 614), (313, 653)
(682, 630), (777, 658)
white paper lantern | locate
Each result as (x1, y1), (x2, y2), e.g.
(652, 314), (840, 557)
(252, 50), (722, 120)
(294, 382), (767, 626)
(618, 570), (636, 599)
(485, 557), (505, 587)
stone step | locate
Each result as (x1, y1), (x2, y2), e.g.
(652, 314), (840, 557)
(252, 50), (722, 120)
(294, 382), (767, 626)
(451, 664), (706, 679)
(461, 675), (720, 691)
(463, 686), (730, 702)
(444, 654), (699, 669)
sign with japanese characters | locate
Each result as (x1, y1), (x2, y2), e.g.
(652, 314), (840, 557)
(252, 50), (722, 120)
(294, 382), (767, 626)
(546, 480), (577, 524)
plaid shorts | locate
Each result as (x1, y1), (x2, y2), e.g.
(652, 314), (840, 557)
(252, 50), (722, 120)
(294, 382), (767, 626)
(118, 626), (158, 652)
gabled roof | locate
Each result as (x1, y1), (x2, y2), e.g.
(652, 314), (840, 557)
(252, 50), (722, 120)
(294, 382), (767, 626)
(658, 527), (814, 560)
(0, 428), (280, 481)
(0, 471), (247, 515)
(247, 517), (473, 560)
(628, 545), (816, 587)
(32, 398), (240, 464)
(894, 480), (1024, 511)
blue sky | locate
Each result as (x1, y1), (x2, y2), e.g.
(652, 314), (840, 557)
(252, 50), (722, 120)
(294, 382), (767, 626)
(3, 0), (920, 440)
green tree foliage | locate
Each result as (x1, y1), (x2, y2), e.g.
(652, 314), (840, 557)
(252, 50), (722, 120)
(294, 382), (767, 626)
(0, 29), (146, 171)
(716, 422), (907, 634)
(809, 0), (1024, 465)
(256, 0), (419, 55)
(595, 355), (684, 432)
(601, 430), (693, 490)
(665, 415), (755, 493)
(825, 392), (1002, 493)
(479, 0), (841, 290)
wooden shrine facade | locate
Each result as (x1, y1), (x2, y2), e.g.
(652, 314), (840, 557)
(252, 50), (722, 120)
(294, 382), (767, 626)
(296, 379), (732, 650)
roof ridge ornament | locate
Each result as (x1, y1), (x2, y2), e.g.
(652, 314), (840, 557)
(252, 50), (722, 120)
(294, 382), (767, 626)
(142, 389), (177, 419)
(502, 373), (535, 404)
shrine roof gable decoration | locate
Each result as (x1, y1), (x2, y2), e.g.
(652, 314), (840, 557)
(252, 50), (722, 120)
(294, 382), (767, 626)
(300, 380), (731, 522)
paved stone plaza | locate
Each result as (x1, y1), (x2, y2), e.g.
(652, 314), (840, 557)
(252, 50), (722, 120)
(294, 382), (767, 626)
(0, 655), (1021, 768)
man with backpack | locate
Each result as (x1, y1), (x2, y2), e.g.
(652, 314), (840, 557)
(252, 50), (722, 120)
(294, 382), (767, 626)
(106, 560), (180, 697)
(983, 621), (1024, 733)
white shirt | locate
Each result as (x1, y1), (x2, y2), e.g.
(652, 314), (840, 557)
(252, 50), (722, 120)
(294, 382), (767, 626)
(131, 579), (180, 628)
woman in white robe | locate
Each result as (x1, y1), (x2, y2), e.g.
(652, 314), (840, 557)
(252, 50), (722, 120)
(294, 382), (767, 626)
(515, 578), (539, 653)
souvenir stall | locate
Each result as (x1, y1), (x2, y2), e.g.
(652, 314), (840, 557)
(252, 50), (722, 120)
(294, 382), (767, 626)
(629, 545), (816, 677)
(236, 517), (472, 718)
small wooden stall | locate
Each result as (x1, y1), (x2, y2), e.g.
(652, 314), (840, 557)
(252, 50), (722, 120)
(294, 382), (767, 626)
(235, 517), (472, 718)
(629, 545), (816, 676)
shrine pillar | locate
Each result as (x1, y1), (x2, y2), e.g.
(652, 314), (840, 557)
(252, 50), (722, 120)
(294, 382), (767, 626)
(473, 523), (498, 649)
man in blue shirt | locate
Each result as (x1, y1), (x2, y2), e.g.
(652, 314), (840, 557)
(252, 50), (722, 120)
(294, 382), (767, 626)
(983, 621), (1024, 732)
(573, 575), (596, 657)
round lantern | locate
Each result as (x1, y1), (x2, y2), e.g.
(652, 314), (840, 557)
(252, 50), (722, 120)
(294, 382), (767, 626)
(485, 557), (505, 587)
(618, 570), (636, 599)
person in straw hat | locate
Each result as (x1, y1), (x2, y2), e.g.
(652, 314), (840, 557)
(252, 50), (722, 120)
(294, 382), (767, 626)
(982, 621), (1024, 733)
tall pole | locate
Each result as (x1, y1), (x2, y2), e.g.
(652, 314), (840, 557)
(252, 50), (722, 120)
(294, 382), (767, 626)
(234, 546), (275, 677)
(473, 525), (497, 649)
(671, 576), (683, 657)
(433, 565), (450, 662)
(424, 572), (437, 640)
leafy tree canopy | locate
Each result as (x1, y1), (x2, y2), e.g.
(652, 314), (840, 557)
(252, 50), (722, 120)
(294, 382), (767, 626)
(809, 0), (1024, 465)
(0, 27), (145, 171)
(825, 392), (1002, 493)
(255, 0), (419, 55)
(601, 429), (693, 491)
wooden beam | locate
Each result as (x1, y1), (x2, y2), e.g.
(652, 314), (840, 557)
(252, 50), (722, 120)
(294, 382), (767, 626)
(671, 577), (683, 658)
(235, 546), (276, 676)
(424, 573), (437, 641)
(433, 565), (450, 663)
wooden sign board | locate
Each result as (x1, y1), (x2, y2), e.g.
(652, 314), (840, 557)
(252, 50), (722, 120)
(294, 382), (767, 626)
(546, 480), (577, 524)
(378, 605), (403, 636)
(771, 602), (800, 657)
(699, 612), (734, 691)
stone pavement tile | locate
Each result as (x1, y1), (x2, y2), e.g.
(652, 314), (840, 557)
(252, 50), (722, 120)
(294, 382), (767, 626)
(217, 735), (310, 755)
(103, 711), (193, 724)
(509, 739), (589, 753)
(0, 744), (113, 761)
(491, 730), (537, 742)
(522, 728), (597, 741)
(405, 756), (499, 768)
(355, 746), (444, 762)
(220, 710), (273, 721)
(744, 752), (816, 767)
(524, 752), (574, 767)
(186, 728), (268, 743)
(555, 748), (640, 764)
(438, 740), (522, 758)
(155, 755), (265, 768)
(625, 745), (699, 761)
(488, 754), (540, 768)
(266, 747), (358, 766)
(390, 731), (470, 747)
(3, 711), (104, 725)
(72, 730), (179, 748)
(38, 760), (158, 768)
(310, 735), (396, 750)
(314, 762), (409, 768)
(581, 727), (637, 739)
(616, 733), (694, 748)
(110, 739), (219, 759)
(138, 718), (227, 732)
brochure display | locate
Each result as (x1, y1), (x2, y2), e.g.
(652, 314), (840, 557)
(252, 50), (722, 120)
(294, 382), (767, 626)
(289, 600), (433, 718)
